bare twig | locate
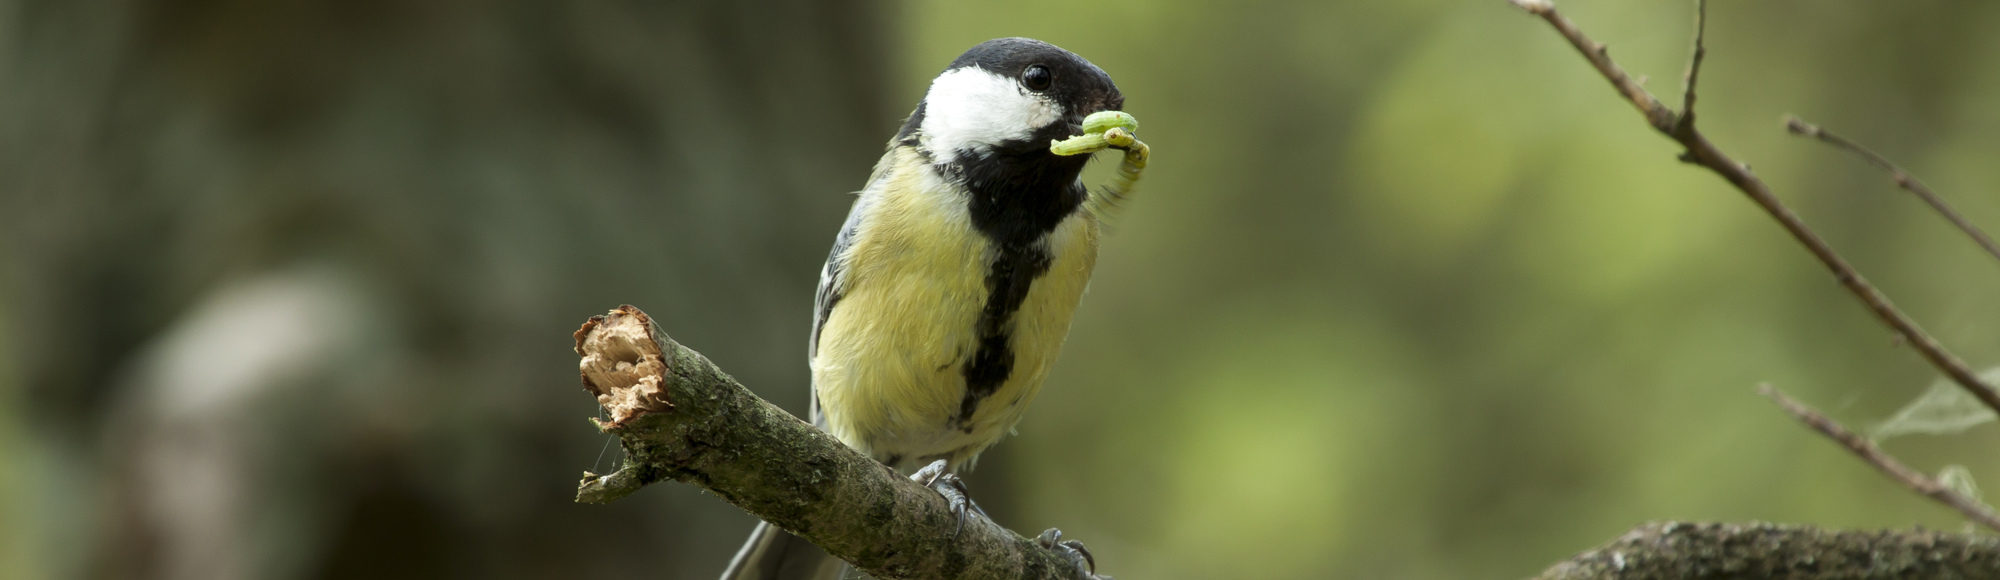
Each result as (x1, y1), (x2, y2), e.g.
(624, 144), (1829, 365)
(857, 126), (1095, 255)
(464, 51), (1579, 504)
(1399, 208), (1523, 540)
(1530, 521), (2000, 579)
(1506, 0), (2000, 416)
(1674, 0), (1708, 136)
(1507, 0), (1677, 133)
(1760, 384), (2000, 531)
(1785, 116), (2000, 264)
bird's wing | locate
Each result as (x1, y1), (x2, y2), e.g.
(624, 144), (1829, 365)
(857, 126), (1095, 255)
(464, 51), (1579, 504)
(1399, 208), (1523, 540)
(807, 178), (879, 426)
(808, 206), (862, 362)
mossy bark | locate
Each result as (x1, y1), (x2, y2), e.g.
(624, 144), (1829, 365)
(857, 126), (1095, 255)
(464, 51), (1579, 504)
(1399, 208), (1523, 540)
(1532, 522), (2000, 580)
(572, 305), (1094, 580)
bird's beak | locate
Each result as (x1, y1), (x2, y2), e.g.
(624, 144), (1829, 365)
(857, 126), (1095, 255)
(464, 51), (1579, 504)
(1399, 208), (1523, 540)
(1073, 92), (1125, 131)
(1096, 90), (1127, 115)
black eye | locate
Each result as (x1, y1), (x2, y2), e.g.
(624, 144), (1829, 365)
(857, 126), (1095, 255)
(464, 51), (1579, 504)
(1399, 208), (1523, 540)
(1022, 65), (1053, 91)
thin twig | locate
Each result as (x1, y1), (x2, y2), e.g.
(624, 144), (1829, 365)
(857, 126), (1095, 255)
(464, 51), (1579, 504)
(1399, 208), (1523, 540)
(1760, 384), (2000, 531)
(1507, 0), (2000, 416)
(1785, 116), (2000, 264)
(1675, 0), (1708, 136)
(1508, 0), (1677, 133)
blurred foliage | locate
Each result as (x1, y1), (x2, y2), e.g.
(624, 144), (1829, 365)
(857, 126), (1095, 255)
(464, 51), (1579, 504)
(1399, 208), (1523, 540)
(5, 0), (2000, 579)
(0, 0), (893, 578)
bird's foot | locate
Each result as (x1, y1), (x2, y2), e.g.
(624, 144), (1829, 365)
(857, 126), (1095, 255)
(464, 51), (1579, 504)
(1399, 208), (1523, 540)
(911, 459), (991, 537)
(1036, 528), (1108, 579)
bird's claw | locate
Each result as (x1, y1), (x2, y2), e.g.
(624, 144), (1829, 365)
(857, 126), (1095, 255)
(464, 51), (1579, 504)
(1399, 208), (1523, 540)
(1036, 528), (1107, 579)
(911, 460), (988, 537)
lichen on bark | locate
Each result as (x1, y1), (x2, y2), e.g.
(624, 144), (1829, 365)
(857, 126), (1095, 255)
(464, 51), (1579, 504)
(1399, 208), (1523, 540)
(1532, 521), (2000, 580)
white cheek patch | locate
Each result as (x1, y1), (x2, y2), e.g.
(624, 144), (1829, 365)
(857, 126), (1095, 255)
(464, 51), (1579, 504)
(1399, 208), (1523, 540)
(919, 66), (1062, 163)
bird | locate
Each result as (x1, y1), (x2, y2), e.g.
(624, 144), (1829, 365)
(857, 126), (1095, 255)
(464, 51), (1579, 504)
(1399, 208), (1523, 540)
(721, 37), (1134, 580)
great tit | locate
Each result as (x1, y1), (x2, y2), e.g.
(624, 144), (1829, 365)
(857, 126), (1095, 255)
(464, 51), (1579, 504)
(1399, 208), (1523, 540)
(722, 37), (1132, 580)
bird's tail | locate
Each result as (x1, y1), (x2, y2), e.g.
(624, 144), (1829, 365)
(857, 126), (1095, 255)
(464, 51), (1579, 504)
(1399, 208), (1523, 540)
(719, 521), (848, 580)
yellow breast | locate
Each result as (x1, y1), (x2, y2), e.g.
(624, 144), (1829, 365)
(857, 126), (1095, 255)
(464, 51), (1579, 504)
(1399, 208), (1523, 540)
(811, 149), (1099, 470)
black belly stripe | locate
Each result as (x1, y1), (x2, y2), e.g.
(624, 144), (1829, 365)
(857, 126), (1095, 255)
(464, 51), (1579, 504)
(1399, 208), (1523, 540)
(957, 242), (1052, 427)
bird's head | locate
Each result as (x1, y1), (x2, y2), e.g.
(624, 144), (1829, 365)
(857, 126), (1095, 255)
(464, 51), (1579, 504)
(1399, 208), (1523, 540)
(900, 38), (1123, 164)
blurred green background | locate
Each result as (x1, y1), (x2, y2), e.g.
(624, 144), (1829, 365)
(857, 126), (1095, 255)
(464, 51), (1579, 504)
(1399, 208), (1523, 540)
(6, 0), (2000, 578)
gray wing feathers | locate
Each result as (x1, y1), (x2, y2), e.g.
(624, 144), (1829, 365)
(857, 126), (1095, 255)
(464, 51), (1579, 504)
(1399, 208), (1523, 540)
(808, 205), (863, 362)
(808, 181), (876, 427)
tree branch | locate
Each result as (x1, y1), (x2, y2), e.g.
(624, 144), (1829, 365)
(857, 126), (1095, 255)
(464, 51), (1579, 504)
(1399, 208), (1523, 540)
(1506, 0), (2000, 417)
(1784, 116), (2000, 264)
(570, 305), (1101, 580)
(1530, 521), (2000, 580)
(1758, 384), (2000, 532)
